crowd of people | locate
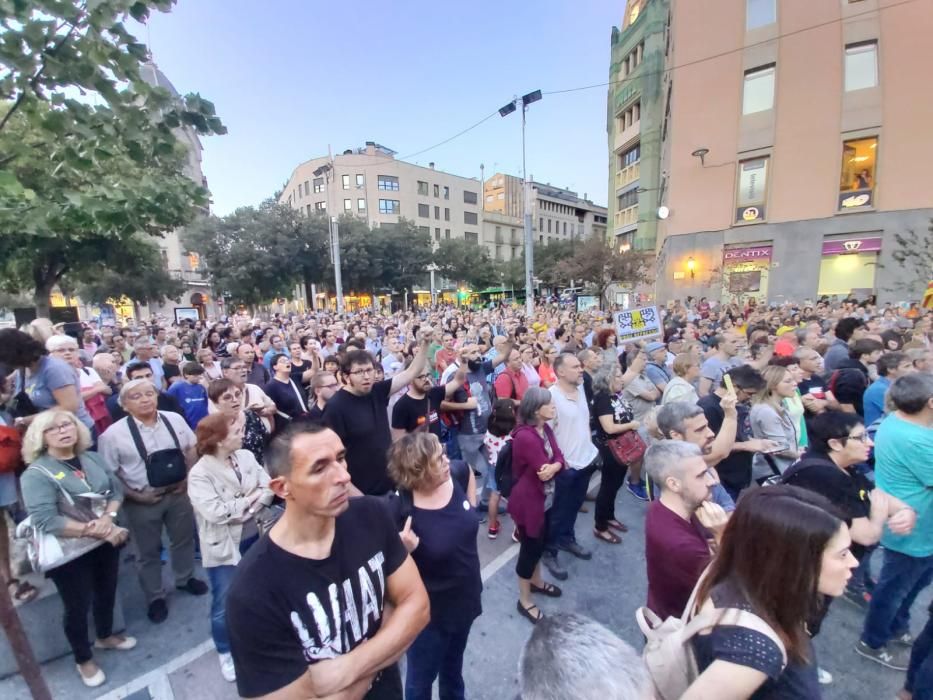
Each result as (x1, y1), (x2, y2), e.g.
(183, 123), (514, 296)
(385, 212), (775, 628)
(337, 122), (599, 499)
(0, 293), (930, 699)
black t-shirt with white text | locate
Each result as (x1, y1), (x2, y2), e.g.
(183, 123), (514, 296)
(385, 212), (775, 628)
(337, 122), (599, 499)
(323, 380), (394, 494)
(226, 497), (408, 699)
(391, 386), (446, 438)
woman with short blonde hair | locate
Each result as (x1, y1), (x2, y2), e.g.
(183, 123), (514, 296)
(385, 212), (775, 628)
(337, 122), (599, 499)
(386, 433), (480, 700)
(661, 353), (701, 406)
(20, 409), (133, 688)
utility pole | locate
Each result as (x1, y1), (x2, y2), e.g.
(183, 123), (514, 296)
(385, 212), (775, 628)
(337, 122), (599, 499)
(499, 89), (541, 320)
(330, 215), (344, 314)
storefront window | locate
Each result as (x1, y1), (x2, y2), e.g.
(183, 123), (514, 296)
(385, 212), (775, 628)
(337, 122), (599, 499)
(735, 156), (769, 223)
(838, 137), (877, 210)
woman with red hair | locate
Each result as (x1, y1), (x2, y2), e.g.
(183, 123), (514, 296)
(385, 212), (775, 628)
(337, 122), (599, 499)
(594, 328), (620, 368)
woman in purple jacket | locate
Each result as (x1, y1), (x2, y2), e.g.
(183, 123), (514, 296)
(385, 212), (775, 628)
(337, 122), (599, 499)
(508, 386), (566, 624)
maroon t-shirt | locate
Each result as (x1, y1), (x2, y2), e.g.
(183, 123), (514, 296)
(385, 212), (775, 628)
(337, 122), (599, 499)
(645, 500), (712, 620)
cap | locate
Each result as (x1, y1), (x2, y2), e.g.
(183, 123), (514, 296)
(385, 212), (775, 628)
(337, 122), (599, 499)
(644, 341), (666, 354)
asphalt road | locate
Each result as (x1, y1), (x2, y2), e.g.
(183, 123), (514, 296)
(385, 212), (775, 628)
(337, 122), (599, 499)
(0, 481), (922, 699)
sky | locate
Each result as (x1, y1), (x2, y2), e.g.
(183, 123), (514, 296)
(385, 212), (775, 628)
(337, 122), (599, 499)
(142, 0), (621, 216)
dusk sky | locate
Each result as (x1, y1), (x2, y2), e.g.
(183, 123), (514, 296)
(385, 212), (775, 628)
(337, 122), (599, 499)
(141, 0), (621, 215)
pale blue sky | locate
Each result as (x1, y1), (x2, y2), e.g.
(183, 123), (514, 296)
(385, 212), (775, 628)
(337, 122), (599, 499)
(142, 1), (621, 215)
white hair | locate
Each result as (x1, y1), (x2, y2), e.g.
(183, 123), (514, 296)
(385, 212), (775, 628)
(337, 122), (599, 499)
(118, 377), (159, 408)
(45, 335), (78, 352)
(519, 613), (652, 700)
(643, 439), (703, 486)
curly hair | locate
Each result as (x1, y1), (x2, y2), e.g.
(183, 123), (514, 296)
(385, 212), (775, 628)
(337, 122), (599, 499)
(21, 409), (92, 464)
(387, 433), (444, 491)
(594, 328), (617, 350)
(0, 329), (47, 369)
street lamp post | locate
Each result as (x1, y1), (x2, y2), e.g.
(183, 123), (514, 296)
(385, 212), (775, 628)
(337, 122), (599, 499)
(314, 162), (345, 314)
(500, 89), (541, 319)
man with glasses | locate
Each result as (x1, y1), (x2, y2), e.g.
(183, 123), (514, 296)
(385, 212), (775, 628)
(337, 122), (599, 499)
(107, 361), (185, 422)
(323, 328), (434, 496)
(391, 362), (467, 441)
(307, 371), (339, 422)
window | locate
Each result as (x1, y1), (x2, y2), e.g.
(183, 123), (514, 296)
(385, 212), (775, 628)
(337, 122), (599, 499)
(444, 208), (450, 221)
(443, 186), (449, 200)
(617, 189), (638, 209)
(465, 232), (478, 244)
(344, 199), (352, 211)
(379, 199), (400, 214)
(433, 184), (440, 197)
(435, 227), (441, 240)
(418, 203), (430, 218)
(418, 226), (430, 237)
(313, 178), (324, 193)
(306, 204), (311, 216)
(358, 198), (366, 212)
(845, 42), (878, 92)
(538, 217), (543, 231)
(547, 219), (552, 233)
(485, 194), (494, 202)
(445, 229), (451, 240)
(356, 174), (364, 187)
(464, 211), (478, 225)
(297, 184), (303, 198)
(315, 201), (326, 211)
(378, 175), (399, 191)
(417, 181), (429, 196)
(743, 65), (775, 114)
(434, 206), (440, 219)
(563, 222), (567, 235)
(735, 156), (769, 223)
(838, 136), (877, 210)
(303, 180), (310, 196)
(620, 144), (641, 168)
(464, 190), (478, 204)
(341, 175), (350, 190)
(746, 0), (775, 30)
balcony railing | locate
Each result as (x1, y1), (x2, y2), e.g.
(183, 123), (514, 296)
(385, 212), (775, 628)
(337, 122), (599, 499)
(613, 205), (638, 229)
(615, 162), (640, 190)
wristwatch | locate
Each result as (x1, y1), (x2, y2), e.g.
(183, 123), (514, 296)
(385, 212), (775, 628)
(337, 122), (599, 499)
(107, 511), (119, 519)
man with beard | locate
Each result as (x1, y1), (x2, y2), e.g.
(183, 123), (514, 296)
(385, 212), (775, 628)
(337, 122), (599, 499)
(323, 328), (434, 495)
(643, 440), (729, 620)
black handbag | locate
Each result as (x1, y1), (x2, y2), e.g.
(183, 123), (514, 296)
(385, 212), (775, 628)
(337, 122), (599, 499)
(11, 370), (39, 419)
(127, 413), (187, 488)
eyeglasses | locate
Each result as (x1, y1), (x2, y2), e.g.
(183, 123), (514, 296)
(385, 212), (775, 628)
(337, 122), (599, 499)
(415, 374), (431, 380)
(348, 368), (375, 377)
(841, 433), (871, 444)
(320, 383), (339, 389)
(51, 347), (77, 353)
(44, 421), (75, 434)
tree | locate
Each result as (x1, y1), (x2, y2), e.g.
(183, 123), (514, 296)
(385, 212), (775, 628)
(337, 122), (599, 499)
(0, 1), (226, 313)
(563, 235), (651, 308)
(324, 215), (384, 294)
(181, 202), (302, 307)
(73, 237), (186, 310)
(533, 240), (575, 288)
(379, 219), (433, 295)
(433, 239), (497, 290)
(883, 220), (933, 299)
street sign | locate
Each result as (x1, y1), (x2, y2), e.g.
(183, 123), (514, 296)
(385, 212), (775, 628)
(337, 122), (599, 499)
(614, 305), (661, 344)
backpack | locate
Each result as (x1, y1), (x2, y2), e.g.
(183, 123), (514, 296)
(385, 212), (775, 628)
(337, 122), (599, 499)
(494, 440), (514, 498)
(636, 571), (787, 700)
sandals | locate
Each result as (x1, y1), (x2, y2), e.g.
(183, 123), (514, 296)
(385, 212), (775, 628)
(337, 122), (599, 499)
(8, 578), (39, 604)
(530, 582), (563, 597)
(607, 519), (629, 533)
(517, 600), (544, 624)
(594, 528), (622, 544)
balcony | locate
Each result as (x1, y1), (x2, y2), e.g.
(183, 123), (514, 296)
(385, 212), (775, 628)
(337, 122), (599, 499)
(614, 120), (640, 153)
(615, 163), (640, 190)
(613, 205), (638, 231)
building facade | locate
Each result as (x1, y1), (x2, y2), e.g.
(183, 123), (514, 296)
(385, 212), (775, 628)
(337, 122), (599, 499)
(483, 172), (608, 252)
(606, 0), (668, 252)
(280, 143), (483, 250)
(655, 0), (933, 305)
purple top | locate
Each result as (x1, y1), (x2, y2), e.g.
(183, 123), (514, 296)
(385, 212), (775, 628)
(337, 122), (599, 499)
(507, 423), (566, 538)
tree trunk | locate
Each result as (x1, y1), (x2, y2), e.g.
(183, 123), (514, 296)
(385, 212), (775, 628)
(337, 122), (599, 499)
(32, 282), (53, 318)
(31, 260), (66, 318)
(0, 583), (52, 700)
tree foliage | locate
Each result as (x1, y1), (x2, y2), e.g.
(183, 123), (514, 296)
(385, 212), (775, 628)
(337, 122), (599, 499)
(432, 239), (498, 290)
(562, 235), (651, 308)
(73, 236), (186, 306)
(883, 220), (933, 299)
(0, 0), (226, 313)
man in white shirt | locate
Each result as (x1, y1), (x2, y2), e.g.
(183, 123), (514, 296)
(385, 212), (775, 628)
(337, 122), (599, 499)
(542, 353), (599, 580)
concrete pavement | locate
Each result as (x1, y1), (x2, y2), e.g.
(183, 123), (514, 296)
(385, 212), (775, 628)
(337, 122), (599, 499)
(0, 485), (922, 699)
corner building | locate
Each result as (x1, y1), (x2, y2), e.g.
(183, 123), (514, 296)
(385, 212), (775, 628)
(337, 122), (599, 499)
(655, 0), (933, 305)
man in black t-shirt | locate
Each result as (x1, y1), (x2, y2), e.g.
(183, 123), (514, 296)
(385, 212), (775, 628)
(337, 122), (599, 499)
(391, 362), (465, 440)
(324, 328), (433, 495)
(226, 424), (429, 699)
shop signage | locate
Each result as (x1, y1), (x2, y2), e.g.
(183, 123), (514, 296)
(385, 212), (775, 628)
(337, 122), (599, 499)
(723, 246), (773, 263)
(838, 188), (874, 210)
(821, 237), (882, 256)
(735, 205), (767, 223)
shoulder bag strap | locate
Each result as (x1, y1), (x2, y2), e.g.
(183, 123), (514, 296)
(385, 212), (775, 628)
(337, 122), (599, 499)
(125, 416), (149, 462)
(26, 463), (76, 506)
(159, 412), (183, 451)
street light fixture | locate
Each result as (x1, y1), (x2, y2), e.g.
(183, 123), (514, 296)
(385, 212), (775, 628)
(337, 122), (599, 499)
(314, 162), (344, 313)
(499, 89), (542, 319)
(687, 256), (696, 279)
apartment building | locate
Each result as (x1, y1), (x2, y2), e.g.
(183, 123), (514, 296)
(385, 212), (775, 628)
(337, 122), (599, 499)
(654, 0), (933, 304)
(483, 172), (608, 252)
(280, 143), (483, 249)
(606, 0), (668, 253)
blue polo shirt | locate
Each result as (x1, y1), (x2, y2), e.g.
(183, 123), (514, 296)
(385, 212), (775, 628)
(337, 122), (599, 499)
(875, 413), (933, 557)
(862, 376), (891, 428)
(166, 381), (209, 429)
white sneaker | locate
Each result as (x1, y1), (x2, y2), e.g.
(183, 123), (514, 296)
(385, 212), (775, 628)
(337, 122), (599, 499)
(219, 652), (236, 682)
(817, 667), (833, 685)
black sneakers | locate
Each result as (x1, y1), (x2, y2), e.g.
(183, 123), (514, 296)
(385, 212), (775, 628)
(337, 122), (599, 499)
(147, 598), (168, 624)
(176, 577), (209, 596)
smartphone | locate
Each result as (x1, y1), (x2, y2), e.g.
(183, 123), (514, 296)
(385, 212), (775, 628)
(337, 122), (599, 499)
(723, 374), (734, 394)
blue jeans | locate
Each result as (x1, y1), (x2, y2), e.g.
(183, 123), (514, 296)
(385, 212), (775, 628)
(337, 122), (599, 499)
(405, 618), (474, 700)
(206, 535), (258, 654)
(545, 463), (596, 555)
(907, 602), (933, 699)
(861, 548), (933, 649)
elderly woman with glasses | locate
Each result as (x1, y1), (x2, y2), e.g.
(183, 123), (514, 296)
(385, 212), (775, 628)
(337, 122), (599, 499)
(189, 413), (273, 683)
(48, 335), (113, 436)
(207, 378), (269, 464)
(20, 409), (133, 688)
(0, 329), (93, 431)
